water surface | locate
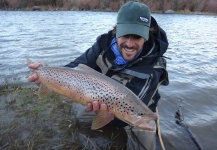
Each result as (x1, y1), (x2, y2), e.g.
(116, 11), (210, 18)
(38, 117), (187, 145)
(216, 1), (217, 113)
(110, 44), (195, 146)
(0, 11), (217, 150)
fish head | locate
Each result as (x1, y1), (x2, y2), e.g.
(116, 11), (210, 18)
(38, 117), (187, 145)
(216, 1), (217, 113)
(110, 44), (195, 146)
(113, 97), (158, 130)
(123, 109), (158, 130)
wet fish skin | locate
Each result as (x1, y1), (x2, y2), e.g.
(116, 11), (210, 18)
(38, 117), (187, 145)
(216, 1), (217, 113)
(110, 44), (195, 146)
(31, 64), (158, 130)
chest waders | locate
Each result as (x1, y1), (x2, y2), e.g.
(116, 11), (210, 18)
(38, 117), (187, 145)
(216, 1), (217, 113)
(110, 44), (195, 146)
(96, 50), (168, 150)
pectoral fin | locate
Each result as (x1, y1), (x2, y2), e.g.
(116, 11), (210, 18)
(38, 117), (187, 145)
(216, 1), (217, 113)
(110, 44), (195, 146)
(91, 110), (114, 130)
(38, 83), (53, 99)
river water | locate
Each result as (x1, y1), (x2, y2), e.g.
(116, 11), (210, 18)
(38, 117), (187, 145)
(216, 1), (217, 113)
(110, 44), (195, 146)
(0, 11), (217, 149)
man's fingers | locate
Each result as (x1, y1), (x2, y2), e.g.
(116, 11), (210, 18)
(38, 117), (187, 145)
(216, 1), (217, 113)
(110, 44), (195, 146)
(27, 73), (41, 86)
(93, 101), (100, 111)
(28, 62), (43, 69)
(100, 103), (108, 111)
(86, 103), (93, 111)
(86, 101), (108, 112)
(27, 62), (43, 85)
(27, 73), (38, 82)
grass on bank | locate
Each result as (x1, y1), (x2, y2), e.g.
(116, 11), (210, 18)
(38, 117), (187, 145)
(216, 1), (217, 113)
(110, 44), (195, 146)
(0, 86), (127, 150)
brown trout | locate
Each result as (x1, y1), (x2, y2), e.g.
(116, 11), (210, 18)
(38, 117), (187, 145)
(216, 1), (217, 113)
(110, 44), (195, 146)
(28, 62), (157, 130)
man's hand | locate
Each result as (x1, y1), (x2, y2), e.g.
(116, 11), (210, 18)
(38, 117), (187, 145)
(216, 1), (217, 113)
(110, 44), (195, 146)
(86, 101), (108, 112)
(27, 62), (43, 85)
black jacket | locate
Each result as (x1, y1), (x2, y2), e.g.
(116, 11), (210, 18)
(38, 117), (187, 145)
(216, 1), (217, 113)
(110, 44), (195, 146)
(65, 17), (169, 128)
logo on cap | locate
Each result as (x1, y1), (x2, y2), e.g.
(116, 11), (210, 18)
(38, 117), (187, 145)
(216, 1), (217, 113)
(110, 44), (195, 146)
(139, 16), (149, 23)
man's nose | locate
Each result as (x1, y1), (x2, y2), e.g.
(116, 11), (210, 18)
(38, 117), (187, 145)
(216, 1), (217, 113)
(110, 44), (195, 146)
(125, 36), (134, 47)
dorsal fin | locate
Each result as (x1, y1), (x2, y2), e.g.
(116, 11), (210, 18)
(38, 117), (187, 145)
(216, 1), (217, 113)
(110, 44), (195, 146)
(76, 64), (95, 71)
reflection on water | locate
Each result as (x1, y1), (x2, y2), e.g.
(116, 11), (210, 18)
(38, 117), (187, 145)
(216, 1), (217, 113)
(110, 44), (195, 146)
(0, 11), (217, 150)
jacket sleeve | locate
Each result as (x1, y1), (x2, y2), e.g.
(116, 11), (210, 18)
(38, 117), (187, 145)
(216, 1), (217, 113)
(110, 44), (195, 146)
(64, 35), (104, 70)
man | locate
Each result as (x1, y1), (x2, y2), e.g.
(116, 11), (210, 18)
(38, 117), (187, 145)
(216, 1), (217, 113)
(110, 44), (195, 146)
(28, 1), (169, 150)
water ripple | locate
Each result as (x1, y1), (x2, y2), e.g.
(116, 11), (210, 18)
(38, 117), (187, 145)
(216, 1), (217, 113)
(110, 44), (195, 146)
(0, 11), (217, 149)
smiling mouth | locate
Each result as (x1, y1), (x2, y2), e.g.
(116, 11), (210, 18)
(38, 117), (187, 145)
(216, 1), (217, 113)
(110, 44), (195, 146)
(124, 47), (135, 52)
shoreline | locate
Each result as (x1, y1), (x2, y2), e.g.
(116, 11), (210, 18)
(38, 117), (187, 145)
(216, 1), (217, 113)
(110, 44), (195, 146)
(1, 8), (216, 16)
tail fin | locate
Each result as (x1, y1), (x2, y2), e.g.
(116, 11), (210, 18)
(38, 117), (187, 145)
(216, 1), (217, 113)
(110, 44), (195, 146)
(26, 57), (32, 65)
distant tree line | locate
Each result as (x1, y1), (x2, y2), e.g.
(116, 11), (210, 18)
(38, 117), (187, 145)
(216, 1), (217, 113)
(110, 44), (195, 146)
(0, 0), (101, 10)
(0, 0), (216, 13)
(0, 0), (68, 10)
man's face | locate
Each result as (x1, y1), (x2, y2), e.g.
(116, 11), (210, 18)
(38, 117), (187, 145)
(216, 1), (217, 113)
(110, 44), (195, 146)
(117, 34), (145, 62)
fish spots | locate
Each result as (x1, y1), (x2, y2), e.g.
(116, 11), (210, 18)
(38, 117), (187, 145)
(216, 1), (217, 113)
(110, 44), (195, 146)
(113, 98), (147, 117)
(35, 66), (155, 128)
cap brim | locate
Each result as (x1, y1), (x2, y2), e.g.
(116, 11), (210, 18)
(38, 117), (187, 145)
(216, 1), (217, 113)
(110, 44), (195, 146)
(116, 24), (149, 40)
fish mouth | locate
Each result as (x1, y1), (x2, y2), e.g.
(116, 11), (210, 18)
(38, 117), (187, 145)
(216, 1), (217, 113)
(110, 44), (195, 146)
(137, 121), (156, 131)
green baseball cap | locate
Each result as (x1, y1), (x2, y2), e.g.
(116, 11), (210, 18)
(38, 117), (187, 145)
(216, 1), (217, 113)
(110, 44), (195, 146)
(116, 1), (151, 40)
